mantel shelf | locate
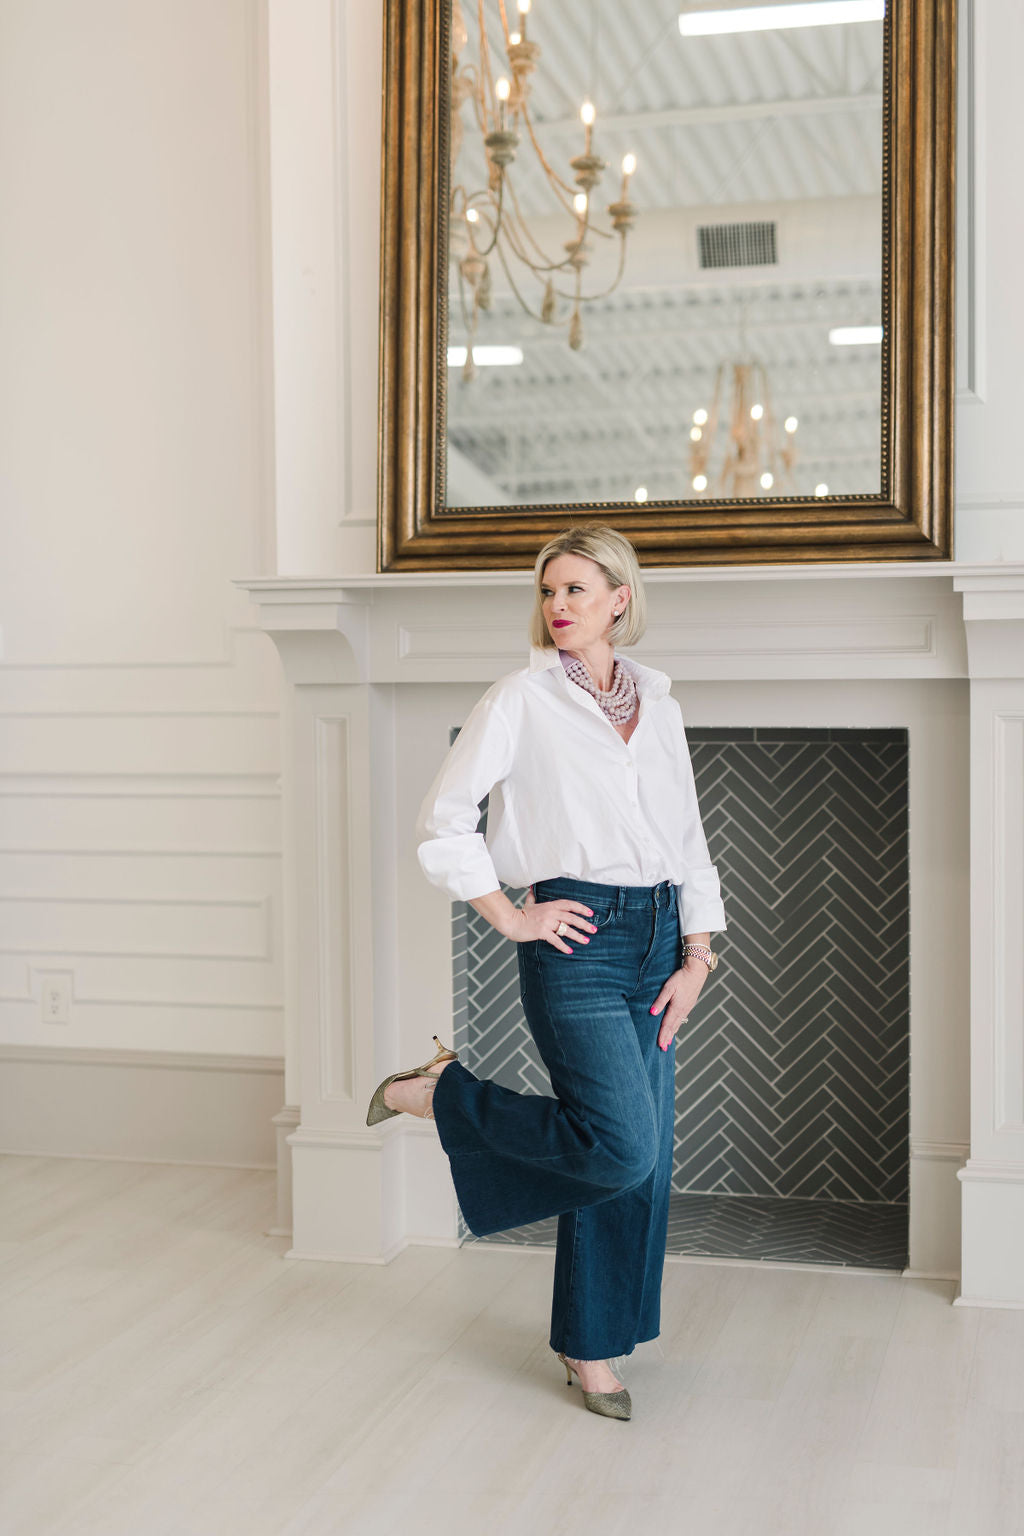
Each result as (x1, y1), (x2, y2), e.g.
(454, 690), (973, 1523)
(235, 561), (1024, 599)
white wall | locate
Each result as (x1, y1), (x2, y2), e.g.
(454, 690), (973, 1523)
(0, 0), (283, 1059)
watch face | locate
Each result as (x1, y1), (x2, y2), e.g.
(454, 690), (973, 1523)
(708, 952), (719, 972)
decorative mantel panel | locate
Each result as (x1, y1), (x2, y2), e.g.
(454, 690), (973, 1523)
(236, 563), (1024, 1304)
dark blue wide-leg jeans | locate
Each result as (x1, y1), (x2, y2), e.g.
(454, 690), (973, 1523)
(430, 876), (681, 1361)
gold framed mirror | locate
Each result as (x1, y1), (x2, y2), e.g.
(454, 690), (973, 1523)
(378, 0), (955, 570)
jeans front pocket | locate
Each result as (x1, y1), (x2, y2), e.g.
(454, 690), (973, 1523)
(587, 903), (618, 930)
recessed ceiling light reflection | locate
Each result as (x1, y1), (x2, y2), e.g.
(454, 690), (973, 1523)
(679, 2), (885, 38)
(446, 346), (524, 367)
(829, 325), (884, 346)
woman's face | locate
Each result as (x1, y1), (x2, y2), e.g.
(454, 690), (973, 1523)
(539, 553), (629, 649)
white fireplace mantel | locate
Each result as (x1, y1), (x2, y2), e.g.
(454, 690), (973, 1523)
(235, 561), (1024, 1306)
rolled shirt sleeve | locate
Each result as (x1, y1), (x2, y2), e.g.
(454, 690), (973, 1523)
(675, 869), (726, 937)
(415, 687), (516, 902)
(671, 702), (727, 936)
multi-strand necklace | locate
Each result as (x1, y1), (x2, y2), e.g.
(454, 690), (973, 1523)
(559, 649), (639, 724)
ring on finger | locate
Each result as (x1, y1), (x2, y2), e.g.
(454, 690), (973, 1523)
(556, 920), (568, 937)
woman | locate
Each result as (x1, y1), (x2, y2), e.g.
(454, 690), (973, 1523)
(366, 523), (726, 1420)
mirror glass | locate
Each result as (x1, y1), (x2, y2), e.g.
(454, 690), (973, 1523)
(444, 0), (885, 509)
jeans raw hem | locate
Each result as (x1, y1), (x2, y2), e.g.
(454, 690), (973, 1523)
(550, 1329), (660, 1361)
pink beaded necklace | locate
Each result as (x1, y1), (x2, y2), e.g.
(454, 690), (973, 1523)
(558, 649), (639, 724)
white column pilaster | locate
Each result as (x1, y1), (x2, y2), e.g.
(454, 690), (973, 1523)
(250, 589), (409, 1261)
(955, 575), (1024, 1305)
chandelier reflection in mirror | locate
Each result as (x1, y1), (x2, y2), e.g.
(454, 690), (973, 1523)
(449, 0), (639, 381)
(688, 360), (804, 500)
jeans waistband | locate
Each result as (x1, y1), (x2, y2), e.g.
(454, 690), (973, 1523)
(532, 876), (677, 910)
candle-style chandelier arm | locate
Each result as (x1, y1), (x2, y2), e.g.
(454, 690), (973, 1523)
(526, 231), (626, 307)
(518, 102), (580, 207)
(461, 184), (506, 260)
(492, 238), (574, 327)
(475, 0), (500, 123)
(502, 179), (603, 270)
(572, 236), (628, 303)
(499, 214), (581, 276)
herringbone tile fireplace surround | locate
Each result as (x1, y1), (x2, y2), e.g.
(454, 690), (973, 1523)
(454, 726), (910, 1269)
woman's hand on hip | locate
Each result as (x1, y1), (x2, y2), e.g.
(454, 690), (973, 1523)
(510, 886), (597, 953)
(650, 965), (707, 1051)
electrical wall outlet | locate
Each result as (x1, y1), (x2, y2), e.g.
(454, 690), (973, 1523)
(40, 974), (71, 1025)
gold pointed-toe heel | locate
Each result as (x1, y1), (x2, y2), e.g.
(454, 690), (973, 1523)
(555, 1351), (632, 1421)
(365, 1036), (458, 1126)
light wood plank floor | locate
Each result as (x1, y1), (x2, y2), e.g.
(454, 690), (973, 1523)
(1, 1154), (1022, 1536)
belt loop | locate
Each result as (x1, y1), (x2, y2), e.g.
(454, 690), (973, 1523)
(615, 886), (625, 920)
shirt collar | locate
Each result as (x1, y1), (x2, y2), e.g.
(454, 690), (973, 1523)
(527, 644), (671, 701)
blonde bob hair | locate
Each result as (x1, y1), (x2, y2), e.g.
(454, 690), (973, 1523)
(528, 522), (648, 651)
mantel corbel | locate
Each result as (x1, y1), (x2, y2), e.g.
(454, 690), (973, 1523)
(953, 572), (1024, 679)
(233, 580), (373, 685)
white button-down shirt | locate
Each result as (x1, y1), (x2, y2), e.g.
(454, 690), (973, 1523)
(415, 646), (726, 937)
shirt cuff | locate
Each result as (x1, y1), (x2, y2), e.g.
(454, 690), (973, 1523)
(675, 866), (727, 936)
(417, 837), (503, 903)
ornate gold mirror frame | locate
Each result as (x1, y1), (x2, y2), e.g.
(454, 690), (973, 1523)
(378, 0), (955, 571)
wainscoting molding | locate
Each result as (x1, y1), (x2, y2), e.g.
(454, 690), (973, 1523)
(0, 1045), (283, 1169)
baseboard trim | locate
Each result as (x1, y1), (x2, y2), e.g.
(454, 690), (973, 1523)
(953, 1294), (1024, 1310)
(0, 1147), (276, 1172)
(284, 1236), (409, 1265)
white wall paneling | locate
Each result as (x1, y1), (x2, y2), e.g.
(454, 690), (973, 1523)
(954, 0), (1024, 562)
(0, 0), (284, 1141)
(956, 0), (985, 406)
(0, 631), (285, 1059)
(267, 0), (381, 577)
(0, 1045), (282, 1168)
